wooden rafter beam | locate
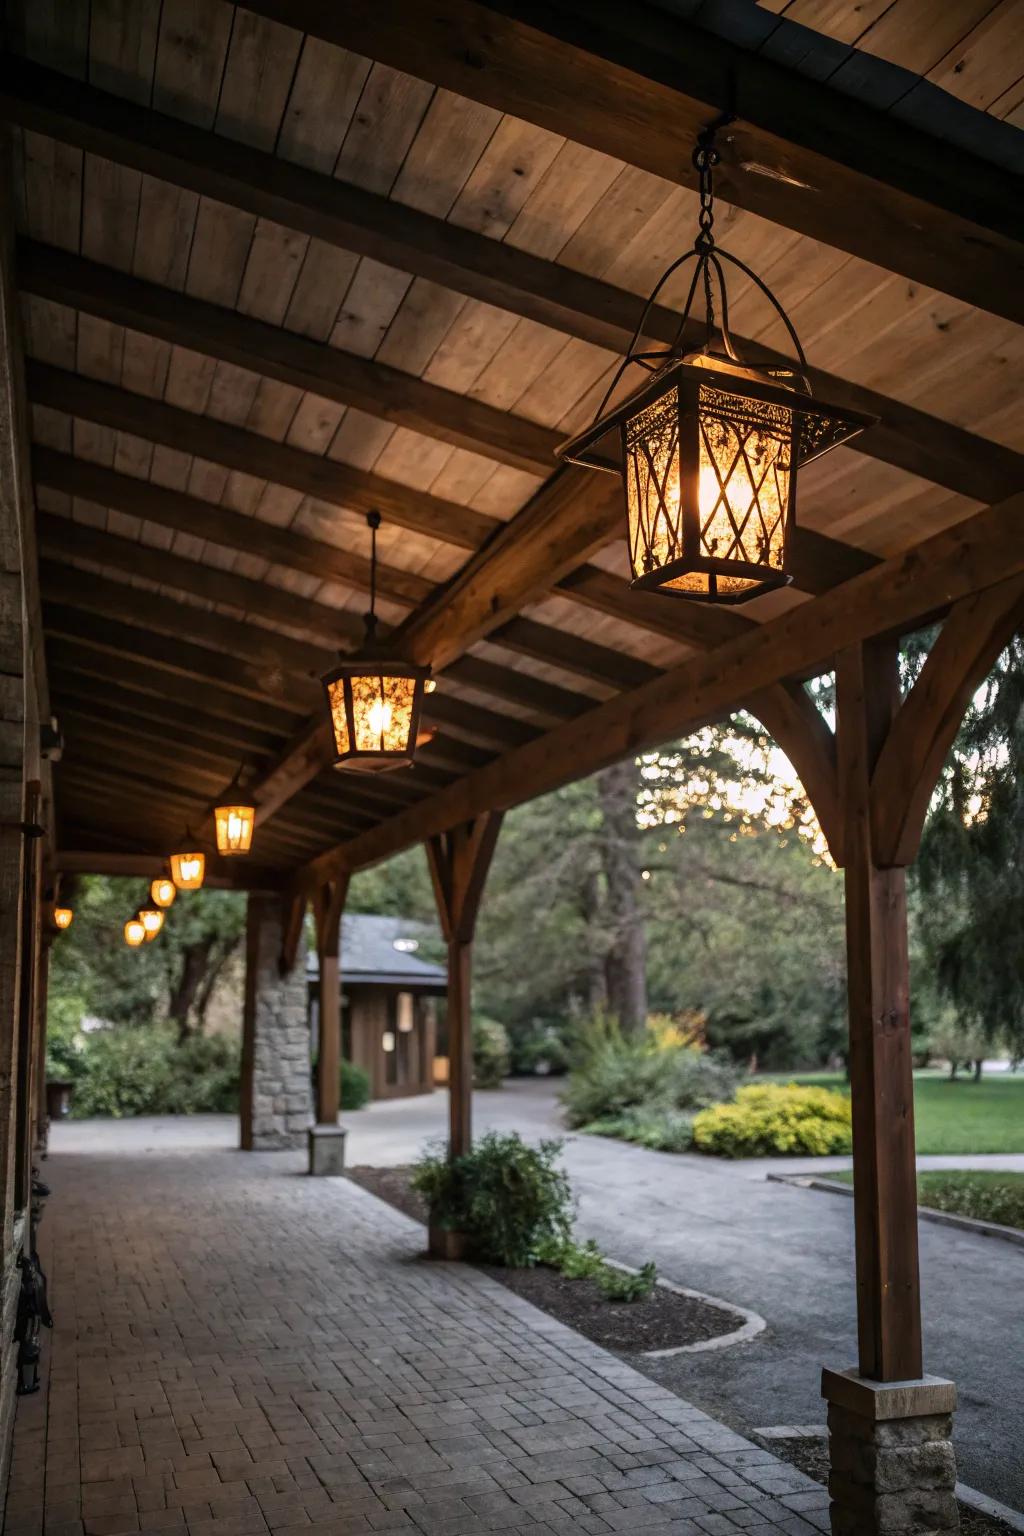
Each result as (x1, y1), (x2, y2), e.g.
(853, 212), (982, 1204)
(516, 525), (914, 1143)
(5, 57), (1018, 501)
(242, 0), (1024, 326)
(297, 490), (1024, 882)
(32, 439), (651, 697)
(54, 846), (283, 889)
(19, 242), (559, 475)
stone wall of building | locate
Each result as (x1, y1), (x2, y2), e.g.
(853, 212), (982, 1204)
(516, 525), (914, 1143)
(241, 896), (311, 1151)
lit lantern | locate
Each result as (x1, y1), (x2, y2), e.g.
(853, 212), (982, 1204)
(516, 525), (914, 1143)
(124, 917), (145, 947)
(53, 906), (73, 931)
(558, 128), (872, 603)
(214, 803), (255, 856)
(170, 850), (205, 890)
(150, 877), (176, 909)
(139, 909), (164, 941)
(322, 512), (430, 771)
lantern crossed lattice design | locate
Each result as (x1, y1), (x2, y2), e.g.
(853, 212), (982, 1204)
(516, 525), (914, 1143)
(558, 122), (873, 603)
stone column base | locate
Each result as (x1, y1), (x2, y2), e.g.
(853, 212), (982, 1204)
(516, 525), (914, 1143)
(822, 1368), (960, 1535)
(308, 1124), (347, 1176)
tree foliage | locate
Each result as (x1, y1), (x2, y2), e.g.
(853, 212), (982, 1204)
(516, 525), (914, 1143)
(914, 635), (1024, 1061)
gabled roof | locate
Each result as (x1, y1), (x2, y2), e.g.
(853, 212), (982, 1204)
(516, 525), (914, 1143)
(306, 914), (446, 990)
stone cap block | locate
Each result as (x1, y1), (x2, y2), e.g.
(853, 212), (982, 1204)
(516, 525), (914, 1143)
(822, 1367), (956, 1421)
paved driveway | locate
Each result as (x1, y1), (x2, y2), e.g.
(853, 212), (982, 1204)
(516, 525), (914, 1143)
(52, 1084), (1024, 1511)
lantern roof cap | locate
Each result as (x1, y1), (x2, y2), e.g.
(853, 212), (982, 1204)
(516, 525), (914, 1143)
(557, 349), (875, 475)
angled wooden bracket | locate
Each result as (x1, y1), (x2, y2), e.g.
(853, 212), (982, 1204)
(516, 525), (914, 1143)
(311, 873), (349, 960)
(870, 575), (1024, 868)
(748, 681), (843, 865)
(278, 889), (308, 975)
(425, 811), (504, 947)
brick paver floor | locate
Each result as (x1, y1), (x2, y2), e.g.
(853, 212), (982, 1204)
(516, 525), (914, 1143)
(4, 1146), (830, 1536)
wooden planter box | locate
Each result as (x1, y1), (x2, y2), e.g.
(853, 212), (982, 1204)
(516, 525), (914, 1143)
(428, 1224), (471, 1261)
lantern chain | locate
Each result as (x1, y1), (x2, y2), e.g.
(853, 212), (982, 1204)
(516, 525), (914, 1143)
(365, 509), (381, 646)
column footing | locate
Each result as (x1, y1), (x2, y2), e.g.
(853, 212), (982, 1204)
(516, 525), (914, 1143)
(822, 1367), (960, 1535)
(308, 1123), (347, 1176)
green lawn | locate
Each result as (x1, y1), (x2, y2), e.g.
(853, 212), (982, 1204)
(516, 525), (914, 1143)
(762, 1070), (1024, 1154)
(830, 1169), (1024, 1232)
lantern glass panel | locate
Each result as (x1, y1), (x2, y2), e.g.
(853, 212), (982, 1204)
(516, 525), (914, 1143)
(326, 678), (350, 757)
(53, 906), (73, 930)
(151, 878), (176, 908)
(351, 672), (416, 755)
(170, 851), (205, 890)
(215, 805), (255, 856)
(124, 918), (145, 947)
(140, 909), (164, 939)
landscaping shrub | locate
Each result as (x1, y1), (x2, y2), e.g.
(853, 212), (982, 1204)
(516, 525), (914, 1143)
(67, 1025), (239, 1118)
(584, 1107), (695, 1153)
(916, 1171), (1024, 1231)
(340, 1060), (371, 1110)
(473, 1016), (511, 1088)
(562, 1013), (739, 1129)
(411, 1131), (572, 1266)
(509, 1020), (571, 1077)
(692, 1082), (852, 1157)
(536, 1235), (658, 1301)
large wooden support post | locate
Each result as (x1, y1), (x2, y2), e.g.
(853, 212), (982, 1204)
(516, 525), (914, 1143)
(308, 876), (348, 1174)
(836, 639), (921, 1384)
(425, 812), (503, 1159)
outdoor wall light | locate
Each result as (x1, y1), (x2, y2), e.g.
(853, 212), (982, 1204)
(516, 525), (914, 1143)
(139, 909), (164, 941)
(557, 122), (873, 604)
(52, 906), (73, 930)
(322, 511), (430, 771)
(213, 768), (255, 856)
(150, 877), (176, 908)
(124, 918), (145, 947)
(170, 850), (205, 890)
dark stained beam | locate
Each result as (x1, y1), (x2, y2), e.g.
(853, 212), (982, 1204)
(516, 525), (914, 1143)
(242, 0), (1024, 327)
(297, 489), (1024, 881)
(6, 58), (1019, 504)
(19, 242), (560, 475)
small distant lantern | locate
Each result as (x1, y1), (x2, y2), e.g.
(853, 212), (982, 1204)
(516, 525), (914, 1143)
(53, 906), (73, 931)
(213, 767), (255, 856)
(170, 850), (205, 890)
(557, 126), (872, 603)
(139, 909), (164, 941)
(322, 511), (430, 772)
(124, 917), (145, 947)
(150, 877), (176, 909)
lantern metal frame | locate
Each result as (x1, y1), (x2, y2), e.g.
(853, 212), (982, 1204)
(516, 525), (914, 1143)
(170, 844), (205, 890)
(213, 767), (256, 857)
(321, 511), (431, 773)
(556, 119), (875, 604)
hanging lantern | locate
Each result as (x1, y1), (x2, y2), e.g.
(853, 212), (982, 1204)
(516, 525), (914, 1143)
(213, 768), (255, 856)
(150, 877), (176, 909)
(52, 906), (73, 931)
(139, 908), (164, 941)
(557, 125), (873, 604)
(124, 918), (145, 947)
(170, 850), (205, 890)
(322, 511), (430, 772)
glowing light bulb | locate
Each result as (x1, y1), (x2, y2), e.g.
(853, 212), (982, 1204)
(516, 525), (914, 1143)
(369, 696), (393, 737)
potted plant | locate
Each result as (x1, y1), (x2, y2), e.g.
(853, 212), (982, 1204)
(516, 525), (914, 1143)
(411, 1132), (572, 1265)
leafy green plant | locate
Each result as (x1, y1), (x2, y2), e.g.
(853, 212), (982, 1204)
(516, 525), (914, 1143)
(693, 1082), (852, 1157)
(510, 1021), (571, 1077)
(584, 1107), (695, 1153)
(66, 1026), (239, 1118)
(597, 1261), (658, 1303)
(563, 1013), (739, 1128)
(535, 1234), (605, 1279)
(410, 1132), (572, 1266)
(340, 1060), (371, 1110)
(473, 1016), (511, 1088)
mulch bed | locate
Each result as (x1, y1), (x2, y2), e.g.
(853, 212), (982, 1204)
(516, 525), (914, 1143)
(759, 1434), (1018, 1536)
(347, 1163), (738, 1355)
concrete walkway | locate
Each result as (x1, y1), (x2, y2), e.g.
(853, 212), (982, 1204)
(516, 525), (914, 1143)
(47, 1088), (1024, 1511)
(6, 1142), (830, 1536)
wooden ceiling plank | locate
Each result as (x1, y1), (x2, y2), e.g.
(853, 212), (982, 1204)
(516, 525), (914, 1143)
(238, 0), (1024, 326)
(19, 240), (561, 474)
(6, 56), (1020, 504)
